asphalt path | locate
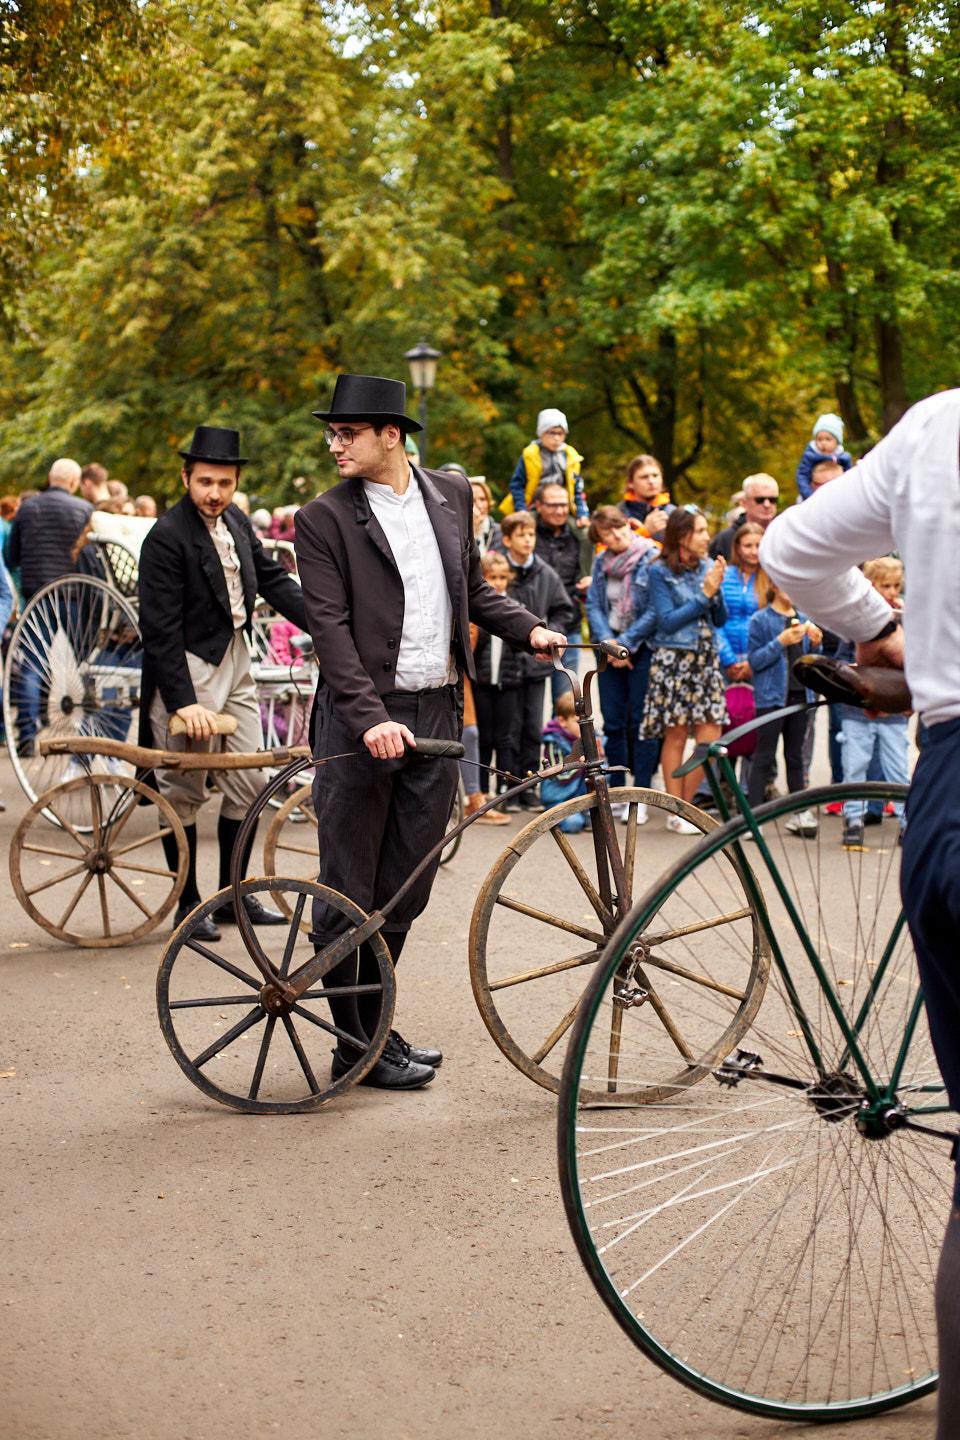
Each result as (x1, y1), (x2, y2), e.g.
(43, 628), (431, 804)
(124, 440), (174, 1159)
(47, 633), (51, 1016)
(0, 744), (937, 1440)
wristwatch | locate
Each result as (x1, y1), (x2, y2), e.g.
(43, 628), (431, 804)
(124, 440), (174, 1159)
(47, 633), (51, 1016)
(868, 616), (901, 643)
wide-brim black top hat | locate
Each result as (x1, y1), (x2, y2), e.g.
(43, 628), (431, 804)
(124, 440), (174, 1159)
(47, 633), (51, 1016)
(178, 425), (247, 465)
(312, 374), (422, 433)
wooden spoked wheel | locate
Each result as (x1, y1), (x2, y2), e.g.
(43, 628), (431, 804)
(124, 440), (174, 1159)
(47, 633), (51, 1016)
(262, 783), (317, 918)
(156, 878), (395, 1114)
(10, 773), (187, 947)
(469, 787), (769, 1101)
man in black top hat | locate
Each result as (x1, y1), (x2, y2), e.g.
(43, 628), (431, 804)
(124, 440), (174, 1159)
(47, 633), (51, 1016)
(138, 425), (307, 941)
(295, 374), (567, 1090)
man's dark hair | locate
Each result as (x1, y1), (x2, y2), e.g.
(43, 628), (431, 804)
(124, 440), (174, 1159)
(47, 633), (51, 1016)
(81, 463), (108, 486)
(534, 481), (569, 507)
(183, 459), (243, 480)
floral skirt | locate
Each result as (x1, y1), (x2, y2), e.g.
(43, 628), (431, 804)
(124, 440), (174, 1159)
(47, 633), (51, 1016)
(640, 624), (727, 735)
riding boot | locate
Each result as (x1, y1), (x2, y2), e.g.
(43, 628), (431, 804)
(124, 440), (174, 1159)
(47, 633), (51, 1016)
(163, 822), (199, 908)
(217, 814), (255, 891)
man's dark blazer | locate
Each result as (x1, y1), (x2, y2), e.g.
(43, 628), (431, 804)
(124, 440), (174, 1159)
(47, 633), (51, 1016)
(294, 466), (543, 741)
(137, 495), (306, 740)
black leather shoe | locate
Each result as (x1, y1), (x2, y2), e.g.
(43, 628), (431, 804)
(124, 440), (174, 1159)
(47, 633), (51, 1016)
(863, 810), (883, 827)
(174, 904), (221, 942)
(213, 895), (287, 926)
(330, 1037), (436, 1090)
(390, 1029), (443, 1068)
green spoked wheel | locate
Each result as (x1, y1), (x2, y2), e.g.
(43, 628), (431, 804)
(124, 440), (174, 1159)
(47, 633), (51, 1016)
(559, 783), (951, 1421)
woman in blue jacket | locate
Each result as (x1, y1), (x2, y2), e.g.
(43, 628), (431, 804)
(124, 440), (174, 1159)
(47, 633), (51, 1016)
(746, 584), (822, 831)
(640, 508), (728, 831)
(585, 506), (659, 822)
(717, 523), (765, 680)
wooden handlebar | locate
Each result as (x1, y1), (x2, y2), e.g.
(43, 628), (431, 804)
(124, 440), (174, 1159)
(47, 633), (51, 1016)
(167, 712), (238, 737)
(37, 736), (311, 772)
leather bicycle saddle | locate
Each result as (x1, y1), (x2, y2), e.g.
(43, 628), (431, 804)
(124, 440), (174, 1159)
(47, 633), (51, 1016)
(793, 654), (913, 713)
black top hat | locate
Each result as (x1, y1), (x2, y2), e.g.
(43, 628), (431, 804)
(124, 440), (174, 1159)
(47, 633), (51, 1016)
(312, 374), (422, 433)
(178, 425), (248, 465)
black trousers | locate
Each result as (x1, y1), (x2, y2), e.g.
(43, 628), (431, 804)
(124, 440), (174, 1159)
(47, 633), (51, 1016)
(747, 703), (807, 807)
(475, 682), (521, 793)
(310, 684), (460, 1048)
(515, 677), (548, 785)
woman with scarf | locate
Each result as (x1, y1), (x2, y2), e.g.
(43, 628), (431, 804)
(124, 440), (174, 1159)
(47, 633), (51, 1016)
(585, 506), (660, 824)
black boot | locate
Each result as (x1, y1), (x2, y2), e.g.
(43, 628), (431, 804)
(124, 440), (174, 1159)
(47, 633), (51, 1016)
(168, 824), (220, 941)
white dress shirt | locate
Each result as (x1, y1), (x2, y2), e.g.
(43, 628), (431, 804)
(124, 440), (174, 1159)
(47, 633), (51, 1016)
(363, 473), (455, 691)
(204, 513), (246, 630)
(760, 389), (960, 726)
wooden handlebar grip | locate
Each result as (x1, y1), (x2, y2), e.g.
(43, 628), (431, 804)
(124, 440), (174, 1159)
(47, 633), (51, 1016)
(168, 712), (238, 738)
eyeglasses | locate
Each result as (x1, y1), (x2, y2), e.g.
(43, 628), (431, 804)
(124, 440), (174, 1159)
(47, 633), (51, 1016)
(323, 425), (373, 448)
(751, 495), (778, 506)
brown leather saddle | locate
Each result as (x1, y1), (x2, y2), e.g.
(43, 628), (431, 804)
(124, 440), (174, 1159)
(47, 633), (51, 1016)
(793, 654), (913, 713)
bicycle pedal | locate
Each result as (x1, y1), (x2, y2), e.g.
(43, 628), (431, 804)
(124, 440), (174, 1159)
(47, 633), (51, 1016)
(714, 1048), (763, 1087)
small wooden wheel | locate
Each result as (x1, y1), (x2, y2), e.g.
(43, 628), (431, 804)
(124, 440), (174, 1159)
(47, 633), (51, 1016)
(469, 787), (768, 1101)
(156, 878), (396, 1114)
(262, 783), (317, 918)
(10, 773), (187, 947)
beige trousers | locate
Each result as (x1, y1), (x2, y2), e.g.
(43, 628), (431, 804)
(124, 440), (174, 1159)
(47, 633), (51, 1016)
(149, 631), (265, 822)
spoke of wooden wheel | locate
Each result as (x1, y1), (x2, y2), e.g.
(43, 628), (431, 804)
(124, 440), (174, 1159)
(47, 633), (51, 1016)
(51, 810), (91, 853)
(607, 1004), (625, 1093)
(106, 868), (153, 918)
(532, 995), (584, 1064)
(22, 840), (90, 860)
(299, 984), (382, 999)
(89, 778), (105, 840)
(642, 978), (695, 1060)
(549, 826), (614, 928)
(489, 948), (602, 992)
(277, 840), (320, 858)
(621, 807), (638, 911)
(184, 939), (261, 990)
(57, 869), (95, 929)
(248, 1015), (277, 1100)
(170, 994), (263, 1009)
(642, 950), (748, 1001)
(96, 873), (111, 938)
(105, 829), (172, 862)
(103, 796), (138, 847)
(291, 1002), (365, 1048)
(644, 906), (753, 946)
(192, 1008), (265, 1068)
(25, 861), (89, 897)
(278, 894), (306, 979)
(113, 860), (178, 879)
(493, 893), (605, 945)
(281, 1014), (320, 1092)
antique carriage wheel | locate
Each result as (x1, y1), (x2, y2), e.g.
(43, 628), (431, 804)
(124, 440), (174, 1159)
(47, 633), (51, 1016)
(469, 787), (769, 1101)
(3, 575), (143, 827)
(10, 773), (187, 947)
(157, 878), (395, 1114)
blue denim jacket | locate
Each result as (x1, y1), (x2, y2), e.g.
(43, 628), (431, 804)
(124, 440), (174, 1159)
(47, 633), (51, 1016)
(747, 606), (820, 708)
(585, 548), (657, 655)
(648, 559), (727, 650)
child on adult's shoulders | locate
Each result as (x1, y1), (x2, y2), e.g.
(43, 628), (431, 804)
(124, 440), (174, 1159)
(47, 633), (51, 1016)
(507, 407), (590, 527)
(796, 413), (852, 500)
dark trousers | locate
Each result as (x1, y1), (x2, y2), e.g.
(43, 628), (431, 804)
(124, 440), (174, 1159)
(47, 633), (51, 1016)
(748, 704), (807, 807)
(515, 676), (548, 784)
(475, 682), (521, 793)
(310, 684), (460, 1048)
(900, 716), (960, 1200)
(596, 648), (660, 789)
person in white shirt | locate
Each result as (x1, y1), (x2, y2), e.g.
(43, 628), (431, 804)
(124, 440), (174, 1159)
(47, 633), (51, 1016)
(760, 388), (960, 1440)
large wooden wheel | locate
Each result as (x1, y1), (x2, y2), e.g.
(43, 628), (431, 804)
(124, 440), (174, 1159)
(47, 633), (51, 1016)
(10, 773), (187, 947)
(469, 787), (769, 1101)
(157, 878), (395, 1114)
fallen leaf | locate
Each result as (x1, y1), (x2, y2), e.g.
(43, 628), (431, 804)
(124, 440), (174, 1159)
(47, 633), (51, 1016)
(0, 1069), (16, 1079)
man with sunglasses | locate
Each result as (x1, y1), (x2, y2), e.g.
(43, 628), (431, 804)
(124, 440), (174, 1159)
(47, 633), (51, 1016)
(294, 374), (567, 1091)
(710, 473), (780, 561)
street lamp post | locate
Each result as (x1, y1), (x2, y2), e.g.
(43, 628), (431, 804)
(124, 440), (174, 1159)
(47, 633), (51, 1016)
(404, 339), (442, 466)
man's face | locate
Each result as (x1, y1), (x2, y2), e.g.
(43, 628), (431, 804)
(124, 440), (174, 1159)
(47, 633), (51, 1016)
(743, 482), (779, 528)
(814, 430), (839, 454)
(183, 462), (239, 519)
(536, 485), (570, 530)
(81, 477), (108, 504)
(810, 461), (843, 491)
(540, 425), (567, 454)
(325, 423), (398, 479)
(505, 525), (536, 562)
(628, 462), (663, 502)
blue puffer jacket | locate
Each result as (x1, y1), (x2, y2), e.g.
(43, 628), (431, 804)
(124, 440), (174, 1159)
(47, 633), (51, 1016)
(747, 606), (820, 709)
(648, 560), (727, 650)
(717, 566), (761, 669)
(585, 545), (658, 655)
(795, 442), (853, 500)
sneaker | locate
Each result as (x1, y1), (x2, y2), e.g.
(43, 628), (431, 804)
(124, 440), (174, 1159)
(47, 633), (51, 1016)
(823, 801), (843, 817)
(884, 802), (897, 817)
(841, 819), (865, 849)
(666, 813), (700, 836)
(610, 801), (629, 822)
(863, 810), (883, 827)
(785, 808), (818, 839)
(635, 803), (649, 826)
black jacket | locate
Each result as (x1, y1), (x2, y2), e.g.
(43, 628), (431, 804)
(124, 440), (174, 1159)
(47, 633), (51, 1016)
(709, 514), (746, 562)
(5, 487), (92, 599)
(534, 517), (590, 609)
(505, 554), (577, 680)
(473, 622), (524, 689)
(138, 496), (306, 735)
(294, 466), (542, 741)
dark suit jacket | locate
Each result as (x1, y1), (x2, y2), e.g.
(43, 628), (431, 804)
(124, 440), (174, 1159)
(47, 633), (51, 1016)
(294, 466), (543, 741)
(138, 495), (306, 735)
